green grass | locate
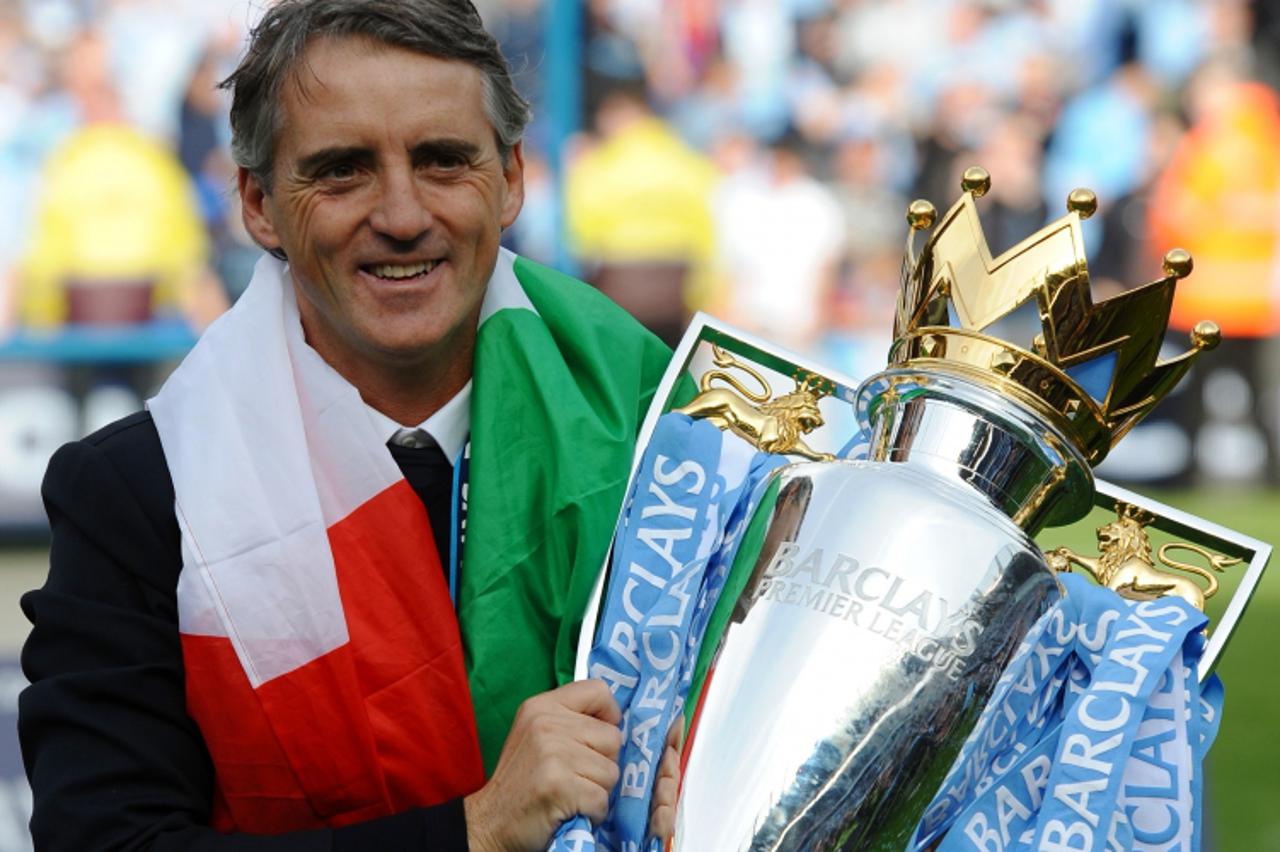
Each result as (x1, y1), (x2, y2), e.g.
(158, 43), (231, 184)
(1038, 488), (1280, 850)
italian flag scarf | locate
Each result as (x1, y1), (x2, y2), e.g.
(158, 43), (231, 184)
(150, 249), (671, 832)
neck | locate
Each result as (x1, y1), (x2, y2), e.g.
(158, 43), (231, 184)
(354, 356), (471, 426)
(296, 313), (476, 428)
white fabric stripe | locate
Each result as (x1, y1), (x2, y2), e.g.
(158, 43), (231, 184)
(282, 302), (404, 528)
(174, 531), (225, 638)
(150, 249), (537, 687)
(482, 247), (535, 321)
(148, 258), (348, 684)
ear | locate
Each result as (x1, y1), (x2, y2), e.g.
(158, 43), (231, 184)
(498, 140), (525, 230)
(238, 167), (284, 252)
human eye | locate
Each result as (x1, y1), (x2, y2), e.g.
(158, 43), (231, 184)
(416, 144), (475, 176)
(318, 161), (360, 183)
(428, 152), (468, 173)
(438, 152), (469, 170)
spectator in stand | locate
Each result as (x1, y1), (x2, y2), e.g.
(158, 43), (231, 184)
(1042, 58), (1157, 232)
(714, 131), (845, 354)
(971, 112), (1049, 260)
(1092, 111), (1187, 294)
(1148, 57), (1280, 483)
(719, 0), (794, 140)
(831, 134), (906, 267)
(17, 123), (224, 330)
(177, 45), (258, 304)
(1150, 59), (1280, 340)
(565, 84), (719, 346)
(667, 57), (741, 152)
(581, 0), (647, 120)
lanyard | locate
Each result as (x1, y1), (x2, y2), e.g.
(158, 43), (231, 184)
(448, 437), (471, 606)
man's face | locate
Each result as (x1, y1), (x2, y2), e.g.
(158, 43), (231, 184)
(241, 36), (523, 378)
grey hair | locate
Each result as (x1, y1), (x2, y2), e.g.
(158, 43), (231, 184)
(220, 0), (531, 192)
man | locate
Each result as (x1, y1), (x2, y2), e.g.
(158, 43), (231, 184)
(19, 2), (680, 849)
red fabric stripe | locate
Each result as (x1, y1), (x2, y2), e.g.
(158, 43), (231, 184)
(181, 480), (484, 833)
(182, 634), (313, 831)
(328, 479), (484, 810)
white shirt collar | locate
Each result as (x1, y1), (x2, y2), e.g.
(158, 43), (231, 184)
(364, 380), (471, 462)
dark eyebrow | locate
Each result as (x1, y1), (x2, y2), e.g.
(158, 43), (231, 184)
(295, 146), (374, 175)
(410, 139), (482, 162)
(294, 140), (482, 175)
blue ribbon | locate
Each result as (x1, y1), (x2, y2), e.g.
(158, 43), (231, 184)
(549, 413), (784, 852)
(916, 574), (1221, 852)
(448, 437), (469, 606)
(551, 412), (1223, 851)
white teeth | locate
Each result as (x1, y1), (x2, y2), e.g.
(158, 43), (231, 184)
(370, 261), (433, 279)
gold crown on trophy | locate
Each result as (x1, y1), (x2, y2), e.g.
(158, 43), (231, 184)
(891, 165), (1220, 465)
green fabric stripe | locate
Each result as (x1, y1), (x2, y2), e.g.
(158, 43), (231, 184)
(461, 256), (674, 772)
(684, 473), (780, 736)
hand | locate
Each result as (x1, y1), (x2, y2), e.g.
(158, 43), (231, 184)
(464, 680), (622, 852)
(649, 717), (684, 840)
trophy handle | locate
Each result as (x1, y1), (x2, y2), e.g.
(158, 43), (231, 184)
(1090, 479), (1271, 680)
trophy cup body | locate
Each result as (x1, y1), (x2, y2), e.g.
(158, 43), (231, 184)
(673, 371), (1085, 850)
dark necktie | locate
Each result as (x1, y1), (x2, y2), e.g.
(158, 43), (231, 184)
(386, 432), (453, 574)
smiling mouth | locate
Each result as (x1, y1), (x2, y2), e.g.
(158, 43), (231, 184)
(361, 260), (440, 281)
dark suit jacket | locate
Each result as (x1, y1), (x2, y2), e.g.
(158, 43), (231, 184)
(19, 411), (469, 851)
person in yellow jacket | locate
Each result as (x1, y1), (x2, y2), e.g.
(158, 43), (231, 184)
(19, 124), (219, 328)
(565, 86), (719, 345)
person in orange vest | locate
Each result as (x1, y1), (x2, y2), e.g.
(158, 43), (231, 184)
(1148, 59), (1280, 483)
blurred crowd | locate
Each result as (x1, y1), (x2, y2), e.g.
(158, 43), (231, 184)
(470, 0), (1280, 486)
(1, 0), (1279, 489)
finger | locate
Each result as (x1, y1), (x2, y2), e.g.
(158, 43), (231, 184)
(656, 741), (680, 782)
(650, 739), (681, 839)
(573, 715), (624, 761)
(657, 719), (682, 783)
(573, 774), (613, 823)
(650, 803), (675, 840)
(651, 769), (677, 809)
(649, 771), (678, 839)
(571, 744), (622, 792)
(544, 706), (624, 758)
(556, 679), (623, 725)
(665, 716), (684, 752)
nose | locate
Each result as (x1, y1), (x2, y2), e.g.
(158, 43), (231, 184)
(369, 165), (431, 245)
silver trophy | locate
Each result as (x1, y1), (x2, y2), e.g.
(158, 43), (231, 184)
(578, 167), (1271, 849)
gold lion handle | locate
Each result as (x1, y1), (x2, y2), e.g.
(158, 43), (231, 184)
(676, 345), (835, 460)
(1042, 506), (1242, 612)
(698, 343), (772, 403)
